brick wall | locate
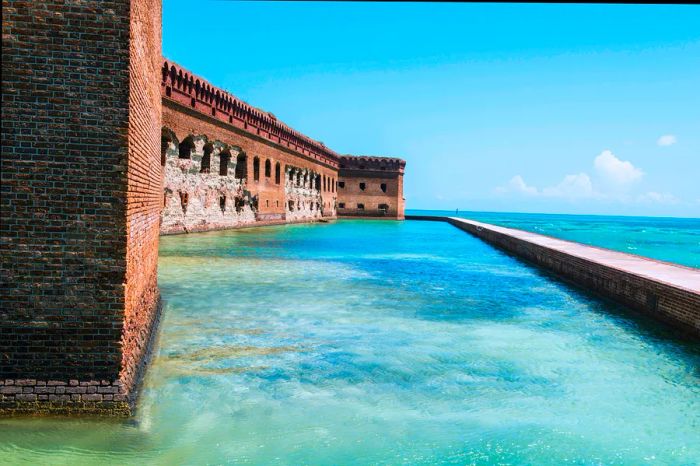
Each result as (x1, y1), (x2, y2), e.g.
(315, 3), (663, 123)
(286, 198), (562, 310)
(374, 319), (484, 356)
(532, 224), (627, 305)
(1, 0), (162, 415)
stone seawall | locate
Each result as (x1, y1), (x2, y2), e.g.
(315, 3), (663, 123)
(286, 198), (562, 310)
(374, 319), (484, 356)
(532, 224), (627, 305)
(407, 215), (700, 338)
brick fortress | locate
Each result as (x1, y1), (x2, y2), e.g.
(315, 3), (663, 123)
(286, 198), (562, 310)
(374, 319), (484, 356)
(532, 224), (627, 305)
(1, 1), (405, 415)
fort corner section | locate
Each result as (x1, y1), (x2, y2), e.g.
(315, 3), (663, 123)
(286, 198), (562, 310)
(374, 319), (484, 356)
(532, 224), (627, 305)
(337, 156), (406, 219)
(1, 0), (162, 415)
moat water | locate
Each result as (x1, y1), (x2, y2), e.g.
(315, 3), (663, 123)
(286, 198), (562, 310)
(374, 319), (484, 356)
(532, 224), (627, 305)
(1, 218), (699, 465)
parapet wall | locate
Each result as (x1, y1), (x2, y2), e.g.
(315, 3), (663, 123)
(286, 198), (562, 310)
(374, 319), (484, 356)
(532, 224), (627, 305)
(408, 216), (700, 338)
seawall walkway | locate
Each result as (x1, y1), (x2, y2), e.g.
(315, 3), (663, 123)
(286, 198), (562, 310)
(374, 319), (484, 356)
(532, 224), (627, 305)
(407, 215), (700, 338)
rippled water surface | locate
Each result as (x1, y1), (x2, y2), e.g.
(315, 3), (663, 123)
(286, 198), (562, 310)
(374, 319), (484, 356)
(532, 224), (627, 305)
(409, 210), (700, 268)
(1, 220), (699, 465)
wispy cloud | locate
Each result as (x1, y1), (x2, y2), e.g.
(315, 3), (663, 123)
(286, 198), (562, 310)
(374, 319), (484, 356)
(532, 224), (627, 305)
(637, 191), (679, 205)
(657, 134), (677, 147)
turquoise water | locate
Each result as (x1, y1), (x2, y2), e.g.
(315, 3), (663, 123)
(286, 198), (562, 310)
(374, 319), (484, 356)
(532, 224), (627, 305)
(408, 210), (700, 269)
(1, 220), (699, 465)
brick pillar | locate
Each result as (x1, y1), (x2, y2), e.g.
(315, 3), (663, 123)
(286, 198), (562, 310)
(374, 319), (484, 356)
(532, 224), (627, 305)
(1, 0), (162, 415)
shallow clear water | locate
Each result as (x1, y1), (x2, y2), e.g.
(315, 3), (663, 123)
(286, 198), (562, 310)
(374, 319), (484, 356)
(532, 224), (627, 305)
(1, 220), (699, 465)
(409, 210), (700, 268)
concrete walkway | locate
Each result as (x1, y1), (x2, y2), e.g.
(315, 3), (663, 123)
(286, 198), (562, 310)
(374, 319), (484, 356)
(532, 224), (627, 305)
(448, 217), (700, 294)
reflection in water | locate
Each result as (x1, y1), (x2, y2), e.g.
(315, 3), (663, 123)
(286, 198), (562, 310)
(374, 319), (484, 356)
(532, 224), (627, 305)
(1, 219), (699, 465)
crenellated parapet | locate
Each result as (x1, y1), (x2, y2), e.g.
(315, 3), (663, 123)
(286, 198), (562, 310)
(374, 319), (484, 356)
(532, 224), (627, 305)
(338, 155), (406, 175)
(161, 59), (340, 169)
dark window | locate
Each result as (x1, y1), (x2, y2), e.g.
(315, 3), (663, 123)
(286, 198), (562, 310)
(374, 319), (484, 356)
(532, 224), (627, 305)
(235, 197), (245, 212)
(338, 181), (345, 189)
(380, 183), (387, 193)
(219, 150), (231, 176)
(253, 157), (260, 181)
(378, 203), (389, 211)
(235, 153), (247, 179)
(220, 196), (226, 212)
(359, 182), (366, 191)
(179, 191), (189, 212)
(265, 159), (271, 177)
(338, 202), (346, 209)
(275, 162), (281, 184)
(201, 143), (213, 173)
(357, 203), (365, 210)
(288, 200), (294, 211)
(179, 136), (195, 159)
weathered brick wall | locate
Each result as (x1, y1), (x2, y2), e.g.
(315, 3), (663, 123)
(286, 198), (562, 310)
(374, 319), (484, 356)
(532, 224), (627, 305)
(407, 216), (700, 338)
(337, 156), (406, 219)
(1, 0), (162, 415)
(161, 62), (340, 233)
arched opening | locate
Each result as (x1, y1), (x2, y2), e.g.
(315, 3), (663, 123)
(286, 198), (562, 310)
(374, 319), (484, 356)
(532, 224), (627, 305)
(322, 175), (326, 191)
(179, 136), (195, 159)
(220, 196), (226, 212)
(380, 183), (387, 193)
(359, 182), (366, 191)
(201, 143), (213, 173)
(219, 149), (231, 176)
(275, 162), (281, 184)
(253, 157), (260, 182)
(265, 159), (271, 178)
(235, 196), (245, 213)
(235, 153), (247, 180)
(161, 128), (177, 166)
(378, 203), (389, 215)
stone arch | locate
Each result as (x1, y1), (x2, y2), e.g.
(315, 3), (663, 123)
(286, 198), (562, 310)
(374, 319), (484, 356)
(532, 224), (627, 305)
(265, 159), (271, 178)
(179, 135), (195, 159)
(253, 156), (260, 182)
(201, 142), (214, 173)
(275, 162), (281, 184)
(235, 152), (247, 180)
(219, 148), (231, 176)
(161, 127), (177, 166)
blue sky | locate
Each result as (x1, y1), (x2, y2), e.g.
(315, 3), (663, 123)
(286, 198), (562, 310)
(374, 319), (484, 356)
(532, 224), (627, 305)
(163, 2), (699, 217)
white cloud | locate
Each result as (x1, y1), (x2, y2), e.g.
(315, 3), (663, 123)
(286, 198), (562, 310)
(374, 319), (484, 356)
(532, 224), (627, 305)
(593, 150), (643, 186)
(542, 173), (596, 199)
(657, 134), (677, 147)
